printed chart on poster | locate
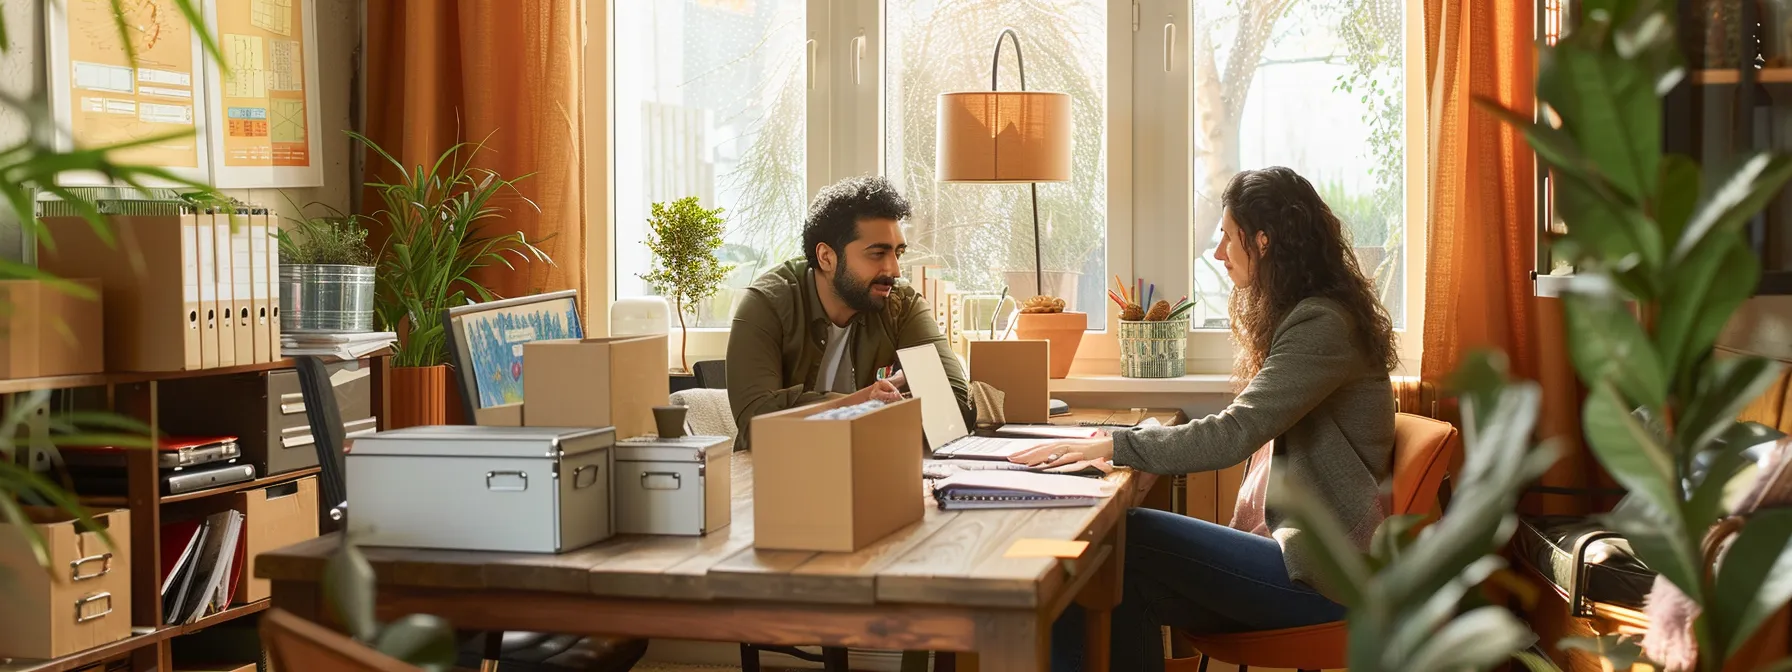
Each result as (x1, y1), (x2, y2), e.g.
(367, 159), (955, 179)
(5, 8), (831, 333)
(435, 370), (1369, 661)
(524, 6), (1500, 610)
(44, 0), (214, 185)
(202, 0), (322, 188)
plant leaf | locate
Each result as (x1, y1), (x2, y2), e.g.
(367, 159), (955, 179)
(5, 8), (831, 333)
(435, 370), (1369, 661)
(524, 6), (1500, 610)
(1673, 152), (1792, 263)
(1536, 42), (1661, 206)
(1403, 606), (1538, 672)
(1680, 358), (1783, 461)
(1602, 502), (1702, 601)
(1688, 423), (1784, 528)
(1583, 382), (1681, 524)
(1562, 278), (1668, 409)
(1712, 508), (1792, 656)
(323, 539), (379, 642)
(1656, 154), (1702, 245)
(1514, 650), (1561, 672)
(1560, 634), (1645, 670)
(373, 613), (458, 672)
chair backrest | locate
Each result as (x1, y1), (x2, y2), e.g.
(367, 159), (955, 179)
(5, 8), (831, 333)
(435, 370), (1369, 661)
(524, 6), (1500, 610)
(293, 356), (349, 531)
(693, 359), (727, 389)
(1391, 412), (1460, 516)
(261, 608), (422, 672)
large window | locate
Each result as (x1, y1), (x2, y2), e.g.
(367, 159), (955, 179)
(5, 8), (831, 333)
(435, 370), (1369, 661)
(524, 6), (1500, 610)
(612, 0), (807, 328)
(1188, 0), (1408, 329)
(886, 0), (1109, 329)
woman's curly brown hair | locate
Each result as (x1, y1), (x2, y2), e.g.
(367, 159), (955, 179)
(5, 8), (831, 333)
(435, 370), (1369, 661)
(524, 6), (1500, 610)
(1222, 167), (1398, 381)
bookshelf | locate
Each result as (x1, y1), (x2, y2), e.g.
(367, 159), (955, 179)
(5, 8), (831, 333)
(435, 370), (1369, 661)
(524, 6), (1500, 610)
(1, 355), (387, 672)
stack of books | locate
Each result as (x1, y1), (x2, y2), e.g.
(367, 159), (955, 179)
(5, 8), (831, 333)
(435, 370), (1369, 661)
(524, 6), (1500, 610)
(280, 331), (395, 359)
(61, 435), (255, 496)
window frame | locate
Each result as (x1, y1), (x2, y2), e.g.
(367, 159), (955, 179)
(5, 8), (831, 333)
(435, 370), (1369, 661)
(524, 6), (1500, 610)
(592, 0), (1426, 377)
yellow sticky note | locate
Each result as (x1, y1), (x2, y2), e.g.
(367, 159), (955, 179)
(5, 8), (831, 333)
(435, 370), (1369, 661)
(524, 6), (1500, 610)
(1005, 538), (1089, 559)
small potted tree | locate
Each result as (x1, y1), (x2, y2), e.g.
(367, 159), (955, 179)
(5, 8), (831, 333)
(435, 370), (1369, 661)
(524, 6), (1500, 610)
(640, 197), (734, 391)
(276, 206), (376, 333)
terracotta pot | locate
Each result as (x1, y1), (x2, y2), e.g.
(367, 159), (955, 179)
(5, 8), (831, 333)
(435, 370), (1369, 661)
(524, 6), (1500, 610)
(388, 365), (450, 429)
(1014, 311), (1086, 379)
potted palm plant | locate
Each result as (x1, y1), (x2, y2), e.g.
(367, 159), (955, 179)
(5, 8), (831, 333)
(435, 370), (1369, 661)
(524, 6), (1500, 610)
(639, 196), (733, 386)
(356, 131), (552, 429)
(275, 206), (376, 333)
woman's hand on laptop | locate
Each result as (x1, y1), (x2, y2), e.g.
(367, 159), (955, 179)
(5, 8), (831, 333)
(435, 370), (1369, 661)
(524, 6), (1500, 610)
(1009, 437), (1113, 468)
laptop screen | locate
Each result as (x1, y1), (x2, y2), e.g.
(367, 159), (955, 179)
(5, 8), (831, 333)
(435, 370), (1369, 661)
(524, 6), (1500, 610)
(896, 344), (969, 449)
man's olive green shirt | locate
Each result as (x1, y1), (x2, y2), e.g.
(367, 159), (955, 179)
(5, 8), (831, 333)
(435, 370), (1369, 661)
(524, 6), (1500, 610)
(726, 259), (974, 448)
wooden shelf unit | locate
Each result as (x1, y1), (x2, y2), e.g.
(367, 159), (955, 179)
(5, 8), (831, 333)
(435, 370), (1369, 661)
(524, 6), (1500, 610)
(1689, 68), (1792, 85)
(3, 355), (387, 672)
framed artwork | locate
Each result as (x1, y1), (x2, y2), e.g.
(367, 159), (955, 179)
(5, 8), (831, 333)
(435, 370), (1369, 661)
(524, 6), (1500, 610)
(445, 290), (584, 418)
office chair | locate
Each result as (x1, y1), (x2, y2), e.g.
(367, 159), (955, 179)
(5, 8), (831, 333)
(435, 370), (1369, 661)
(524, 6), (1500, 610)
(292, 356), (648, 672)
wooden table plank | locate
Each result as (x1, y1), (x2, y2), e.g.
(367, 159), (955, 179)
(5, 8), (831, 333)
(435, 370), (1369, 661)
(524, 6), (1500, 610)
(709, 504), (961, 605)
(584, 454), (757, 599)
(875, 506), (1044, 607)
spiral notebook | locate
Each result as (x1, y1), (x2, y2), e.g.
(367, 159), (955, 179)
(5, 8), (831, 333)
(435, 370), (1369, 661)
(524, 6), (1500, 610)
(931, 470), (1118, 510)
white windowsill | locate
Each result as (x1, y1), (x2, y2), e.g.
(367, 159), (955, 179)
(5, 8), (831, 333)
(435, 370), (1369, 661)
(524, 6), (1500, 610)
(1049, 373), (1235, 394)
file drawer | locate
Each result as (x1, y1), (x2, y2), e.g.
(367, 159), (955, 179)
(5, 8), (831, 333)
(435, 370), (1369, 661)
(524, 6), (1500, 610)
(162, 361), (375, 476)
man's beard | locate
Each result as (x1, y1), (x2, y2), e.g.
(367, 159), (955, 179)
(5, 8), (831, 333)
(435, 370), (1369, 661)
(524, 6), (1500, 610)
(832, 265), (896, 313)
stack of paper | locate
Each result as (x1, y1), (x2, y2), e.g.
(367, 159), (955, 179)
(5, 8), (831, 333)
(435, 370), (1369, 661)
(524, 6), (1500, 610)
(160, 509), (245, 624)
(281, 331), (395, 359)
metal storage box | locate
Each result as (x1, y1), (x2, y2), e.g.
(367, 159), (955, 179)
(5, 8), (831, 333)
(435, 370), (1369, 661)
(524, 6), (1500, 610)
(346, 426), (615, 553)
(613, 435), (732, 536)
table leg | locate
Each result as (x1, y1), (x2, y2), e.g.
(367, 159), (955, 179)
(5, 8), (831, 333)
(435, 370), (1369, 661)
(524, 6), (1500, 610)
(1083, 608), (1113, 672)
(976, 612), (1047, 672)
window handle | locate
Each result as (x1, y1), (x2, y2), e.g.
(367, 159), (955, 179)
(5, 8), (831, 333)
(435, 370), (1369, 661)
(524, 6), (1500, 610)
(807, 38), (818, 90)
(1164, 19), (1176, 73)
(852, 30), (866, 86)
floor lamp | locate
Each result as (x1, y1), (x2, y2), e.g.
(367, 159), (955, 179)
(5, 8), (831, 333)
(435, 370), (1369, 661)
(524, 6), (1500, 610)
(936, 28), (1081, 381)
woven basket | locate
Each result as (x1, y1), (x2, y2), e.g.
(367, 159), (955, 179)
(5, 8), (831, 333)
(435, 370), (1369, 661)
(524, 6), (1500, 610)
(1119, 317), (1188, 378)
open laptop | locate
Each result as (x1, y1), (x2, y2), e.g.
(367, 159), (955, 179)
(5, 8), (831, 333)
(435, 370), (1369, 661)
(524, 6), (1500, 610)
(896, 344), (1059, 461)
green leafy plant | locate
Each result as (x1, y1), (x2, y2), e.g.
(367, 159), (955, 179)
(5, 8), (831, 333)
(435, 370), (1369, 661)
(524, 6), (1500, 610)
(357, 130), (553, 369)
(1482, 1), (1792, 669)
(4, 391), (155, 574)
(323, 537), (457, 671)
(639, 196), (733, 373)
(1280, 351), (1562, 672)
(276, 204), (374, 267)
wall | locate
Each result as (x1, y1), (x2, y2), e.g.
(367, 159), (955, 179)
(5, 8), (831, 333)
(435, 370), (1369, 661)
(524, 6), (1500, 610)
(0, 0), (361, 259)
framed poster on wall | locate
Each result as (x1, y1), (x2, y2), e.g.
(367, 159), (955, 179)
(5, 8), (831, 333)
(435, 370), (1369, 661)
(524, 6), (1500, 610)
(200, 0), (323, 188)
(44, 0), (215, 186)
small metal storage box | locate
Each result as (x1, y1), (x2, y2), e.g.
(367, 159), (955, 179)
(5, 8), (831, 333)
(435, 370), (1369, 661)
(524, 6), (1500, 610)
(613, 435), (732, 536)
(346, 426), (615, 553)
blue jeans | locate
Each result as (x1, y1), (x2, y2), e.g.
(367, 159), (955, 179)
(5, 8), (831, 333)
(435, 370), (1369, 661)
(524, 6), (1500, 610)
(1052, 508), (1347, 672)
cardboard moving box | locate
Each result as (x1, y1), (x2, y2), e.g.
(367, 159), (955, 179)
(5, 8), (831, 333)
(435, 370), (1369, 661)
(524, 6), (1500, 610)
(0, 279), (105, 379)
(0, 508), (131, 660)
(228, 477), (320, 603)
(968, 340), (1051, 424)
(751, 397), (924, 552)
(476, 402), (525, 427)
(524, 335), (668, 438)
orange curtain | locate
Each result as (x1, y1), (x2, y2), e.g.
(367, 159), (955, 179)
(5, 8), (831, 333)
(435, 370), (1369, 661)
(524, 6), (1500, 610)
(363, 0), (585, 302)
(1423, 0), (1598, 514)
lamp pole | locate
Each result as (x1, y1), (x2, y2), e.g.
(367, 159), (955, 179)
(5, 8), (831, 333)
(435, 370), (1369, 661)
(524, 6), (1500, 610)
(991, 27), (1045, 299)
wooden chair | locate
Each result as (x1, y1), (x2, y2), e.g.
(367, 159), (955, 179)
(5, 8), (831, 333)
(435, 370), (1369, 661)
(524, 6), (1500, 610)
(1167, 412), (1461, 672)
(261, 607), (424, 672)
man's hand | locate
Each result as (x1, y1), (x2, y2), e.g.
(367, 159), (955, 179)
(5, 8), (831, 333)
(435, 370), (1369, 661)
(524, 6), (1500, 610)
(1009, 437), (1115, 468)
(864, 378), (904, 404)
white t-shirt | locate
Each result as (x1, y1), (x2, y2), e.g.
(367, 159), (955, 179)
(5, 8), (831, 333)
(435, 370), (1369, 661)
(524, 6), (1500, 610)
(815, 322), (855, 393)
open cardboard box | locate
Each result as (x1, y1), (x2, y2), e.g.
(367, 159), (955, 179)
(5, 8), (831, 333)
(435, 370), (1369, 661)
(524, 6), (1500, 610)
(0, 278), (105, 379)
(0, 507), (131, 659)
(523, 335), (668, 438)
(750, 396), (924, 552)
(968, 339), (1051, 424)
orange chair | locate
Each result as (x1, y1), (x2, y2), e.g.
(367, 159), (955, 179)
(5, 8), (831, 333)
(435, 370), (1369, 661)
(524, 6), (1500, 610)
(1168, 412), (1461, 672)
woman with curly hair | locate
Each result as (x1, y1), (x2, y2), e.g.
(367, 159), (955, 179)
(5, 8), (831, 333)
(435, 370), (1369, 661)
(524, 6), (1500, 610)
(1013, 166), (1400, 671)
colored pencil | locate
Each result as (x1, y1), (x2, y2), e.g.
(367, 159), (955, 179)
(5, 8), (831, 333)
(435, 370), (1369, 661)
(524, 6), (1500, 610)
(991, 286), (1009, 338)
(1146, 284), (1155, 308)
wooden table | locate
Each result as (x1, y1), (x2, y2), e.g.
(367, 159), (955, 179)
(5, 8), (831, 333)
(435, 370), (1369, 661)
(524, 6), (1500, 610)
(256, 408), (1185, 672)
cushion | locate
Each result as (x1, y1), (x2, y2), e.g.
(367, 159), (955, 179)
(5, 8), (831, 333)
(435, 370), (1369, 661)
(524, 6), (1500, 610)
(1515, 515), (1656, 610)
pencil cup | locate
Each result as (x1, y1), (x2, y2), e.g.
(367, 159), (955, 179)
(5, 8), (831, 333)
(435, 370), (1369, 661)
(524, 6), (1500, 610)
(1119, 317), (1189, 378)
(653, 406), (688, 438)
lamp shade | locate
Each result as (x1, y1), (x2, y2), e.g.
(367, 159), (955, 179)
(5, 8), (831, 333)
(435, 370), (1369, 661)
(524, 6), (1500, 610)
(936, 91), (1072, 183)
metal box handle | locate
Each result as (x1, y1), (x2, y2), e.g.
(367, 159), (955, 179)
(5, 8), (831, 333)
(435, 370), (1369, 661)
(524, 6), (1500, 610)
(69, 552), (111, 581)
(486, 470), (529, 492)
(641, 472), (682, 491)
(73, 592), (112, 622)
(572, 464), (600, 489)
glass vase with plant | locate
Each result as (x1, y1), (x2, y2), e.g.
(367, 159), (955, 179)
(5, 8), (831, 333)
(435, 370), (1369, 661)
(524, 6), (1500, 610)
(639, 196), (734, 374)
(355, 130), (552, 427)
